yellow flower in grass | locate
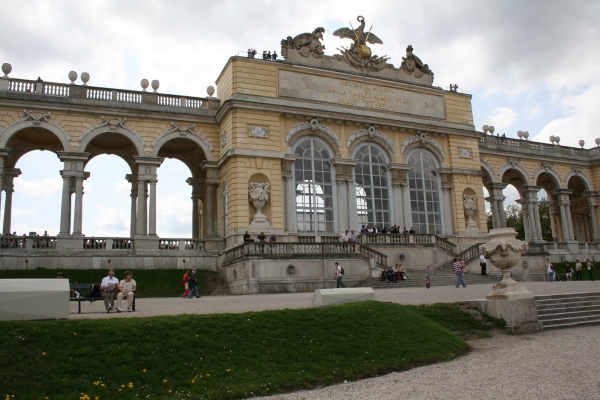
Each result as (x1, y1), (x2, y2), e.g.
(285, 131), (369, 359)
(42, 352), (46, 356)
(73, 332), (77, 336)
(143, 369), (147, 373)
(100, 383), (105, 387)
(168, 390), (172, 393)
(163, 379), (168, 383)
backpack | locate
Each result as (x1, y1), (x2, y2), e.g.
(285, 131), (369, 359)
(340, 267), (345, 275)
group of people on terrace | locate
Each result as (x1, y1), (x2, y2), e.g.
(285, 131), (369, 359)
(1, 230), (53, 248)
(246, 49), (278, 60)
(381, 263), (407, 282)
(243, 231), (277, 242)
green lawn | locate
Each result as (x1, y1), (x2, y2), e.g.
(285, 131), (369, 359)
(0, 268), (220, 297)
(0, 301), (491, 400)
(551, 261), (600, 281)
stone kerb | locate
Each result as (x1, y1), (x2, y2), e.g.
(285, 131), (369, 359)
(312, 288), (375, 307)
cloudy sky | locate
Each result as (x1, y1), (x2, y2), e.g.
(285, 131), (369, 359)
(1, 0), (599, 236)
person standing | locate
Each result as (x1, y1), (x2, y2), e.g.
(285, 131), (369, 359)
(479, 254), (487, 276)
(454, 258), (466, 288)
(349, 229), (357, 242)
(115, 271), (136, 312)
(565, 263), (573, 281)
(586, 259), (595, 281)
(269, 233), (277, 242)
(575, 260), (583, 281)
(335, 262), (345, 288)
(100, 268), (119, 312)
(187, 267), (201, 298)
(341, 230), (351, 242)
(257, 232), (266, 242)
(425, 265), (432, 289)
(547, 260), (555, 282)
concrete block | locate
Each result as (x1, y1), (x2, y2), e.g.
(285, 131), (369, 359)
(0, 279), (69, 320)
(312, 287), (375, 307)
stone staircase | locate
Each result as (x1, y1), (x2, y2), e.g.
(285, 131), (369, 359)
(355, 268), (501, 289)
(535, 292), (600, 330)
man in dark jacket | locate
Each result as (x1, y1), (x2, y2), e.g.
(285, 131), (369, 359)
(187, 268), (201, 298)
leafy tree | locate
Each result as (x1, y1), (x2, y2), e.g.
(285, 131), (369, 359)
(505, 204), (525, 240)
(487, 197), (553, 242)
(538, 197), (553, 241)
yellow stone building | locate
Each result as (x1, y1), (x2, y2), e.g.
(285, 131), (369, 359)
(1, 20), (599, 293)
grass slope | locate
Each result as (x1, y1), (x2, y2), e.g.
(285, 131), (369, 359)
(0, 269), (220, 298)
(0, 301), (474, 400)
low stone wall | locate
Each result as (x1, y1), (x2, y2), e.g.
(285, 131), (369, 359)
(360, 245), (454, 269)
(0, 250), (220, 271)
(223, 257), (372, 295)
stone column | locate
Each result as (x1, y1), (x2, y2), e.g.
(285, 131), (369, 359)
(284, 176), (295, 232)
(136, 179), (146, 236)
(388, 164), (410, 231)
(583, 192), (600, 241)
(392, 183), (404, 229)
(186, 178), (203, 239)
(347, 180), (357, 231)
(126, 175), (138, 238)
(205, 183), (216, 237)
(553, 189), (576, 242)
(516, 199), (531, 241)
(336, 179), (348, 232)
(58, 175), (71, 235)
(72, 177), (84, 235)
(486, 183), (508, 229)
(442, 186), (454, 234)
(2, 168), (21, 236)
(532, 200), (543, 241)
(523, 186), (544, 242)
(401, 183), (412, 230)
(148, 180), (157, 236)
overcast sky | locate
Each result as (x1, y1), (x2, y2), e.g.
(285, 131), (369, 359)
(1, 0), (599, 236)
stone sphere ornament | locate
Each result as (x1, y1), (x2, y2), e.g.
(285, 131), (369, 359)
(555, 136), (560, 144)
(81, 72), (90, 86)
(517, 130), (523, 139)
(579, 140), (585, 148)
(1, 63), (12, 77)
(595, 138), (600, 147)
(140, 79), (149, 92)
(151, 79), (160, 93)
(68, 71), (78, 84)
(488, 126), (495, 134)
(523, 131), (529, 140)
(482, 124), (489, 133)
(549, 135), (556, 144)
(207, 86), (215, 97)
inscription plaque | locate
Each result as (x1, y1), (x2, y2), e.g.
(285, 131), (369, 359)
(278, 70), (445, 119)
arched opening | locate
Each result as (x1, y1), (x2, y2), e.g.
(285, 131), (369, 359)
(156, 137), (208, 239)
(6, 150), (62, 237)
(535, 172), (558, 242)
(353, 143), (391, 231)
(82, 154), (132, 237)
(500, 168), (529, 240)
(407, 148), (443, 234)
(293, 137), (335, 233)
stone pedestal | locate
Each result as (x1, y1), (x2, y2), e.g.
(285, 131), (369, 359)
(56, 235), (85, 249)
(133, 237), (159, 250)
(0, 279), (69, 320)
(481, 297), (542, 334)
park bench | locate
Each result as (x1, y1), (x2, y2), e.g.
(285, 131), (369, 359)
(69, 283), (135, 313)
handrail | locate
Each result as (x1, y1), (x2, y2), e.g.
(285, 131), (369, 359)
(437, 243), (483, 270)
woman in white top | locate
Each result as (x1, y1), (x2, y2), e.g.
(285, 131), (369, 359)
(116, 271), (137, 312)
(547, 261), (555, 282)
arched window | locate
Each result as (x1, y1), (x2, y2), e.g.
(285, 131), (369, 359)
(294, 138), (334, 232)
(354, 144), (391, 229)
(407, 149), (443, 234)
(221, 182), (227, 236)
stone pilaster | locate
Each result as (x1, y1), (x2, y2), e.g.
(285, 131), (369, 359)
(126, 174), (138, 238)
(553, 188), (576, 243)
(331, 158), (357, 232)
(388, 163), (411, 231)
(583, 191), (600, 242)
(2, 168), (21, 235)
(133, 157), (163, 248)
(281, 154), (297, 233)
(186, 178), (203, 239)
(202, 161), (219, 238)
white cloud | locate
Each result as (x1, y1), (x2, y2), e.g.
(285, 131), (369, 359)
(14, 177), (62, 197)
(12, 208), (36, 217)
(113, 180), (131, 196)
(483, 107), (518, 135)
(533, 84), (600, 148)
(91, 205), (129, 236)
(157, 197), (192, 237)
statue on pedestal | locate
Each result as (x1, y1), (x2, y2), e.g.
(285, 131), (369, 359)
(248, 182), (271, 228)
(463, 194), (478, 230)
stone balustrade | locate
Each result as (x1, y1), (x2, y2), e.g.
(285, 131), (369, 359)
(357, 233), (457, 253)
(1, 77), (216, 112)
(1, 236), (57, 249)
(223, 242), (388, 266)
(479, 135), (600, 160)
(159, 239), (205, 251)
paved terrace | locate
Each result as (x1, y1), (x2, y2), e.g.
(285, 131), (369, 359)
(69, 281), (599, 319)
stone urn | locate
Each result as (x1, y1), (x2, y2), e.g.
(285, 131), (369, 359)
(81, 72), (90, 86)
(1, 63), (11, 77)
(140, 79), (149, 92)
(479, 228), (530, 300)
(68, 71), (78, 84)
(207, 86), (215, 97)
(463, 194), (478, 230)
(151, 79), (160, 93)
(248, 182), (271, 228)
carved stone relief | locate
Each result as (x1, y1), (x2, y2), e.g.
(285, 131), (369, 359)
(249, 126), (268, 138)
(400, 132), (445, 158)
(347, 126), (396, 153)
(458, 148), (472, 159)
(285, 119), (340, 146)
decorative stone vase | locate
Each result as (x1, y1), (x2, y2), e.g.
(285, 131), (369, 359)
(479, 228), (530, 300)
(248, 182), (271, 228)
(68, 71), (78, 84)
(81, 72), (90, 86)
(463, 194), (478, 230)
(140, 79), (149, 92)
(1, 63), (11, 77)
(207, 86), (215, 97)
(151, 79), (160, 92)
(579, 140), (585, 148)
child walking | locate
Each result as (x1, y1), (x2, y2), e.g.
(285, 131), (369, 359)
(181, 281), (190, 298)
(425, 265), (432, 289)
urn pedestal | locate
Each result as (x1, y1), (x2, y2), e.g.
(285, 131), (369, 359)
(477, 228), (542, 334)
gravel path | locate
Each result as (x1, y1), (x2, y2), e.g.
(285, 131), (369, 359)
(69, 281), (600, 319)
(255, 325), (600, 400)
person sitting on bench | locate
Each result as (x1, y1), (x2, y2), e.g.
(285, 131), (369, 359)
(100, 268), (119, 313)
(116, 271), (137, 313)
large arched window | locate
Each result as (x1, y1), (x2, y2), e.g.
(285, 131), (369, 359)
(407, 149), (443, 234)
(294, 138), (334, 232)
(354, 144), (391, 229)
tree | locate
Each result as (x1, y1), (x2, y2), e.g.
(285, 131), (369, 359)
(487, 197), (553, 242)
(538, 197), (553, 241)
(504, 204), (525, 240)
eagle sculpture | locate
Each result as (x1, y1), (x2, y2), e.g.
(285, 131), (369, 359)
(333, 16), (383, 46)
